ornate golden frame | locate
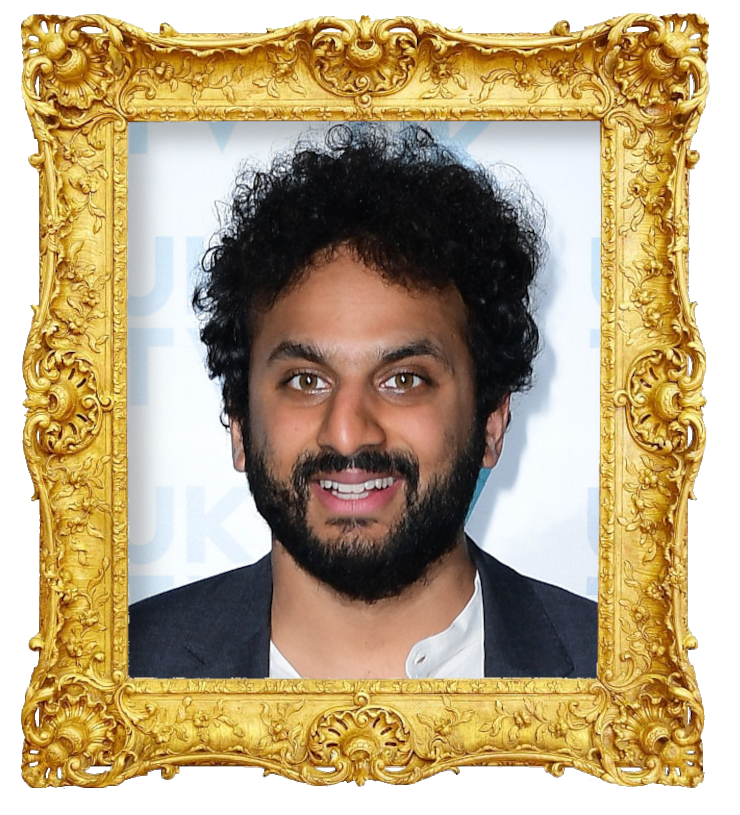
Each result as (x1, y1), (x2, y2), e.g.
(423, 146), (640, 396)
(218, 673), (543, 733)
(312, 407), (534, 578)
(20, 13), (708, 787)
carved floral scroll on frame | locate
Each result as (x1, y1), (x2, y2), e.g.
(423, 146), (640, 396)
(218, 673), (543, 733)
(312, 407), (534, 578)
(20, 13), (707, 787)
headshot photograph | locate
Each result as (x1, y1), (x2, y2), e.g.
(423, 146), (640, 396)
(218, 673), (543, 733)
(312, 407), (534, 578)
(126, 119), (601, 680)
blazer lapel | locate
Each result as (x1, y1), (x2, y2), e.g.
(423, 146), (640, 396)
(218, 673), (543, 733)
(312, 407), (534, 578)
(468, 540), (575, 678)
(182, 554), (273, 678)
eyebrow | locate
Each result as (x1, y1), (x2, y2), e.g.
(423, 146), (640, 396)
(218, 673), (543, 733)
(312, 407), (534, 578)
(267, 341), (328, 366)
(266, 339), (454, 371)
(378, 340), (453, 372)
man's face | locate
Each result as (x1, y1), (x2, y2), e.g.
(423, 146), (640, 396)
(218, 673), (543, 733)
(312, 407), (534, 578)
(232, 251), (508, 601)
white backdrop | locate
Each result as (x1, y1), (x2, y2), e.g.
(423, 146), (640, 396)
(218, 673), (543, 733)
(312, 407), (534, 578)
(127, 120), (600, 604)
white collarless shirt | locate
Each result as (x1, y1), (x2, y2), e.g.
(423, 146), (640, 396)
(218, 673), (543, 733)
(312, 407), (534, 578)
(269, 572), (484, 679)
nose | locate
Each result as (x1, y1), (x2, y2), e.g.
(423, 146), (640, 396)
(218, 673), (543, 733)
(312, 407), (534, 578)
(316, 382), (386, 456)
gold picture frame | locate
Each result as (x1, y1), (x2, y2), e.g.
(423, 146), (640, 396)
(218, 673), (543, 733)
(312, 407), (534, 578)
(20, 12), (707, 787)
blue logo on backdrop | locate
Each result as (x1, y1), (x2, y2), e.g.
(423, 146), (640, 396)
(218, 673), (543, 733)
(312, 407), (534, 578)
(129, 236), (174, 316)
(127, 327), (173, 405)
(129, 486), (174, 564)
(187, 487), (252, 562)
(208, 122), (237, 152)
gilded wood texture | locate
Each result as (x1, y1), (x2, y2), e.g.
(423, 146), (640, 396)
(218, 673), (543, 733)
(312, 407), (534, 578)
(21, 14), (707, 787)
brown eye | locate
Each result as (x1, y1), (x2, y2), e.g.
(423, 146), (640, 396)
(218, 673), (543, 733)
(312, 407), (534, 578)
(382, 372), (424, 392)
(286, 373), (329, 393)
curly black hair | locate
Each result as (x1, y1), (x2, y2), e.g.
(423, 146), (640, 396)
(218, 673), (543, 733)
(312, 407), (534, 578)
(193, 124), (543, 431)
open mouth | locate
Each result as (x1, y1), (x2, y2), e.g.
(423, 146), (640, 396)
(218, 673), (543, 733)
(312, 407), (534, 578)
(318, 476), (396, 501)
(311, 471), (403, 513)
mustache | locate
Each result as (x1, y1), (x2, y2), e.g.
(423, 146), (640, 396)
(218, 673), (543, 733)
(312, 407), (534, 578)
(292, 450), (420, 494)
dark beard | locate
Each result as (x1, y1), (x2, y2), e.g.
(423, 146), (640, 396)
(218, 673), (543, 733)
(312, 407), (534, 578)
(243, 435), (483, 603)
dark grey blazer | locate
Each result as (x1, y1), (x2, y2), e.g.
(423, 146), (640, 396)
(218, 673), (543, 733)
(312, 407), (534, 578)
(128, 540), (598, 679)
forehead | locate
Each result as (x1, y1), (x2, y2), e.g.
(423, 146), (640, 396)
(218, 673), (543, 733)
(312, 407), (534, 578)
(250, 254), (471, 366)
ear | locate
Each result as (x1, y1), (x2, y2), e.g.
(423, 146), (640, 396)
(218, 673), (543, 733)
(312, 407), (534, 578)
(481, 394), (510, 469)
(229, 419), (247, 472)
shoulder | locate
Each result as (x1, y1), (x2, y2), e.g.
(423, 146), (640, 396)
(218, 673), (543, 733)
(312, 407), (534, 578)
(469, 540), (598, 678)
(524, 573), (598, 667)
(128, 555), (272, 679)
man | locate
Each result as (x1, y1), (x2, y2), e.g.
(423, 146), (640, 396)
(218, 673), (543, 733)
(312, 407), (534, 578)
(129, 124), (597, 680)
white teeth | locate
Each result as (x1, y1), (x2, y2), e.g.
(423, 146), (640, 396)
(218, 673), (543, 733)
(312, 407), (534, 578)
(318, 477), (395, 495)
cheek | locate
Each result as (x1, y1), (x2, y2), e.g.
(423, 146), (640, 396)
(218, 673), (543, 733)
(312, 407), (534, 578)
(248, 399), (320, 470)
(387, 404), (469, 464)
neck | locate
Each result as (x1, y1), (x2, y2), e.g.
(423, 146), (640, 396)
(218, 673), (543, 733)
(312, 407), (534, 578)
(269, 534), (475, 679)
